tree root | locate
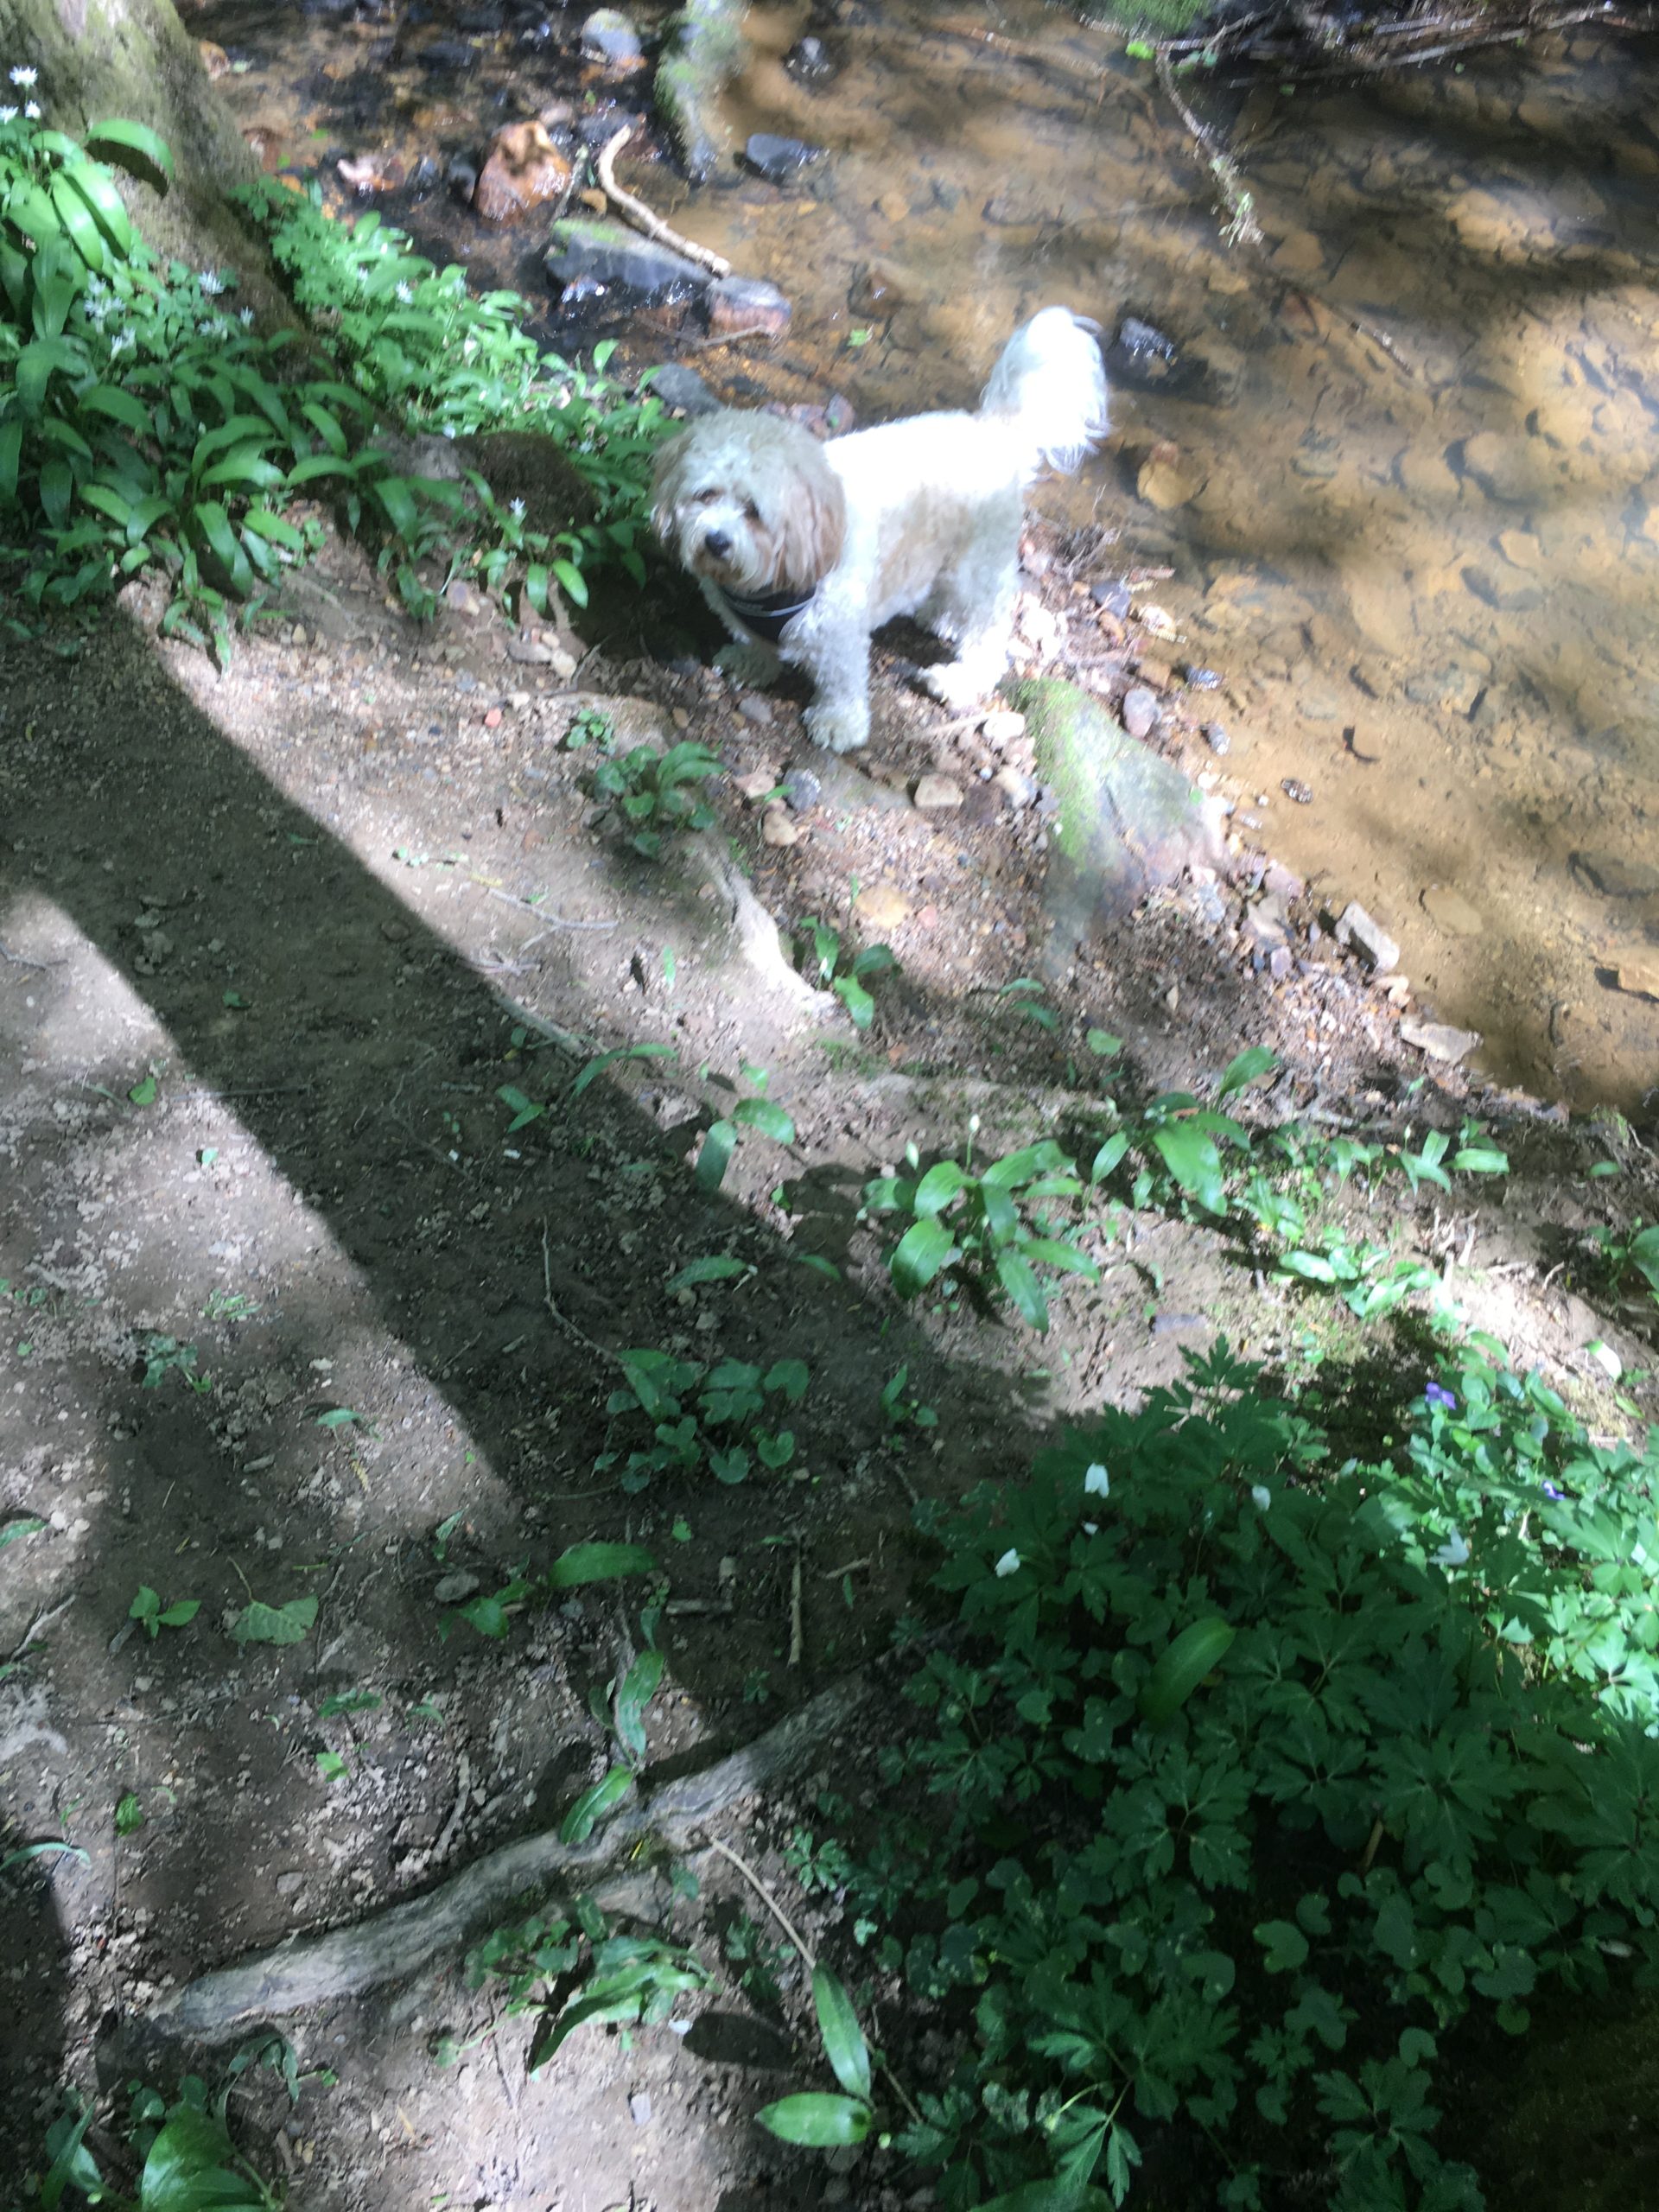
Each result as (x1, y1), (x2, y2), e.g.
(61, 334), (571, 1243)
(125, 1673), (872, 2052)
(595, 124), (732, 280)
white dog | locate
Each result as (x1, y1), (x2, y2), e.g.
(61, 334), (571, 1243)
(651, 307), (1109, 755)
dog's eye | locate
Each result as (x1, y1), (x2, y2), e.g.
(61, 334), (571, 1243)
(741, 499), (761, 524)
(691, 488), (720, 506)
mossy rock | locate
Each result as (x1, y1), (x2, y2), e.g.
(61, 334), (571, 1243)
(1004, 676), (1220, 973)
(654, 0), (745, 185)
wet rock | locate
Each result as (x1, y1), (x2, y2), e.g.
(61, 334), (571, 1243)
(1614, 959), (1659, 1002)
(1092, 578), (1132, 617)
(1421, 886), (1484, 937)
(656, 0), (745, 184)
(738, 694), (774, 725)
(1455, 431), (1537, 505)
(785, 34), (836, 81)
(580, 8), (645, 69)
(1573, 850), (1659, 899)
(1335, 900), (1399, 973)
(1203, 722), (1230, 755)
(1281, 778), (1313, 805)
(1136, 446), (1205, 511)
(409, 153), (443, 197)
(706, 276), (791, 338)
(1404, 662), (1484, 716)
(417, 35), (480, 68)
(1461, 564), (1543, 613)
(1497, 528), (1541, 569)
(912, 774), (963, 811)
(1105, 316), (1193, 394)
(474, 120), (573, 222)
(446, 153), (479, 201)
(1120, 685), (1158, 741)
(742, 132), (824, 184)
(547, 217), (709, 307)
(1399, 1019), (1482, 1065)
(650, 361), (718, 416)
(761, 803), (799, 847)
(850, 260), (907, 315)
(781, 766), (821, 812)
(732, 767), (778, 801)
(1007, 677), (1223, 968)
(994, 765), (1036, 808)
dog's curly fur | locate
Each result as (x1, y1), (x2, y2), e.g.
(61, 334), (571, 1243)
(651, 307), (1109, 754)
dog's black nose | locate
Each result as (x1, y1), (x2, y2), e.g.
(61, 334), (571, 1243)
(703, 527), (732, 559)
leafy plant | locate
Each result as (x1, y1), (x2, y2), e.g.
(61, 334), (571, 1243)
(40, 2049), (293, 2211)
(864, 1122), (1099, 1331)
(598, 1349), (809, 1491)
(804, 1333), (1659, 2208)
(880, 1363), (939, 1433)
(594, 739), (725, 857)
(464, 1892), (713, 2075)
(128, 1586), (200, 1639)
(444, 1540), (658, 1640)
(757, 1964), (879, 2148)
(137, 1334), (208, 1393)
(693, 1063), (796, 1193)
(798, 918), (899, 1031)
(566, 702), (615, 750)
(1586, 1218), (1659, 1309)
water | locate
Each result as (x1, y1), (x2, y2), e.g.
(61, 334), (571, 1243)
(199, 0), (1659, 1106)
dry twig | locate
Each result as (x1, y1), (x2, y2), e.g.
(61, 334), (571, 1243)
(595, 124), (732, 278)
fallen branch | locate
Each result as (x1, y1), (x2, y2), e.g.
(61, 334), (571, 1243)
(595, 124), (732, 280)
(1155, 48), (1263, 250)
(124, 1672), (874, 2050)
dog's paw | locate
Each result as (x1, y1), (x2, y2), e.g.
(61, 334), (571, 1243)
(714, 642), (780, 688)
(804, 701), (869, 755)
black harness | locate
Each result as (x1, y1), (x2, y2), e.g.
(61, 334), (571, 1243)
(714, 582), (817, 645)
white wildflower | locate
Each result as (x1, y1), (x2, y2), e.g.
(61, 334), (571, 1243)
(0, 106), (17, 124)
(994, 1548), (1020, 1579)
(1084, 1463), (1109, 1499)
(1251, 1484), (1271, 1510)
(198, 270), (225, 296)
(1081, 1522), (1099, 1538)
(394, 280), (413, 304)
(109, 329), (134, 356)
(238, 307), (255, 327)
(508, 496), (526, 519)
(23, 99), (39, 118)
(10, 64), (39, 87)
(1432, 1530), (1470, 1568)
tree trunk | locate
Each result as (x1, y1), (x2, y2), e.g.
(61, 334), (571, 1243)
(0, 0), (264, 280)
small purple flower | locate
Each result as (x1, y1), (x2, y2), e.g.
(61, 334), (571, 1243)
(1425, 1383), (1457, 1413)
(1541, 1480), (1565, 1502)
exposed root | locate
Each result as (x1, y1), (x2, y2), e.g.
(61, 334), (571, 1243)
(122, 1673), (874, 2052)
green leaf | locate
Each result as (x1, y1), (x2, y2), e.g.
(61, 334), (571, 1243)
(137, 2106), (259, 2212)
(667, 1255), (749, 1290)
(1149, 1122), (1226, 1212)
(157, 1599), (200, 1629)
(84, 118), (176, 193)
(114, 1790), (145, 1835)
(48, 172), (105, 270)
(812, 1966), (872, 2102)
(546, 1542), (657, 1589)
(229, 1596), (318, 1646)
(0, 1515), (46, 1552)
(496, 1083), (543, 1133)
(733, 1097), (796, 1144)
(1090, 1131), (1129, 1183)
(754, 2093), (872, 2147)
(1254, 1919), (1310, 1972)
(1217, 1046), (1278, 1098)
(59, 161), (132, 258)
(128, 1073), (157, 1106)
(559, 1765), (634, 1844)
(2, 1838), (89, 1875)
(1086, 1027), (1124, 1056)
(240, 505), (306, 554)
(315, 1751), (349, 1783)
(912, 1160), (969, 1217)
(1451, 1146), (1509, 1174)
(995, 1247), (1050, 1331)
(695, 1119), (737, 1192)
(833, 974), (875, 1030)
(892, 1217), (956, 1294)
(614, 1649), (664, 1762)
(1138, 1616), (1236, 1726)
(570, 1040), (675, 1096)
(191, 499), (255, 595)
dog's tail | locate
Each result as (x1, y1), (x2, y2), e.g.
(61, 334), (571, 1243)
(978, 306), (1109, 480)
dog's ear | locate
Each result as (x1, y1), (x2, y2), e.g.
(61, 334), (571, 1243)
(649, 429), (694, 539)
(775, 443), (846, 592)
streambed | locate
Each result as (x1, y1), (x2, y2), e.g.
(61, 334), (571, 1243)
(196, 0), (1659, 1106)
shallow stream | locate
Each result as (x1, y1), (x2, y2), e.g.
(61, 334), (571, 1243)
(196, 0), (1659, 1106)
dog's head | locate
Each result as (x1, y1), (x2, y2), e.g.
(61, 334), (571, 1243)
(651, 410), (846, 598)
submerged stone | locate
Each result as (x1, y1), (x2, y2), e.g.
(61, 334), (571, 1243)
(742, 132), (825, 184)
(546, 216), (709, 306)
(655, 0), (746, 184)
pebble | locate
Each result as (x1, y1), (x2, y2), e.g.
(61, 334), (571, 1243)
(1281, 778), (1313, 805)
(738, 694), (774, 726)
(760, 804), (799, 847)
(276, 1872), (304, 1897)
(1421, 886), (1484, 936)
(854, 882), (911, 930)
(1185, 666), (1221, 690)
(579, 8), (643, 67)
(707, 276), (791, 339)
(1203, 723), (1231, 755)
(1335, 900), (1400, 973)
(981, 709), (1026, 746)
(1136, 450), (1205, 510)
(1404, 663), (1484, 716)
(1092, 579), (1133, 618)
(629, 2091), (652, 2127)
(785, 33), (835, 79)
(1615, 959), (1659, 1002)
(1399, 1019), (1482, 1065)
(742, 133), (824, 185)
(434, 1570), (481, 1603)
(1457, 430), (1535, 504)
(731, 768), (776, 802)
(1121, 686), (1159, 741)
(650, 362), (718, 416)
(994, 765), (1035, 808)
(912, 773), (963, 811)
(1571, 850), (1659, 899)
(781, 766), (821, 811)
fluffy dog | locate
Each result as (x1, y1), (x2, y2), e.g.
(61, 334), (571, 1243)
(651, 307), (1109, 754)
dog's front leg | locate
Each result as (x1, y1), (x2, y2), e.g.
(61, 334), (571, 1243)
(798, 624), (871, 755)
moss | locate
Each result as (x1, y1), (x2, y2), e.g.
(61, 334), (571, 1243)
(653, 0), (745, 184)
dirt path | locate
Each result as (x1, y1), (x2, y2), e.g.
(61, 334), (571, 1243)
(2, 536), (1654, 2209)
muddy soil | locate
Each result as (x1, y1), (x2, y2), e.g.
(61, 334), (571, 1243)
(3, 515), (1657, 2209)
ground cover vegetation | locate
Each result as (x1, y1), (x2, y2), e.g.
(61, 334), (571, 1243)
(0, 105), (664, 657)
